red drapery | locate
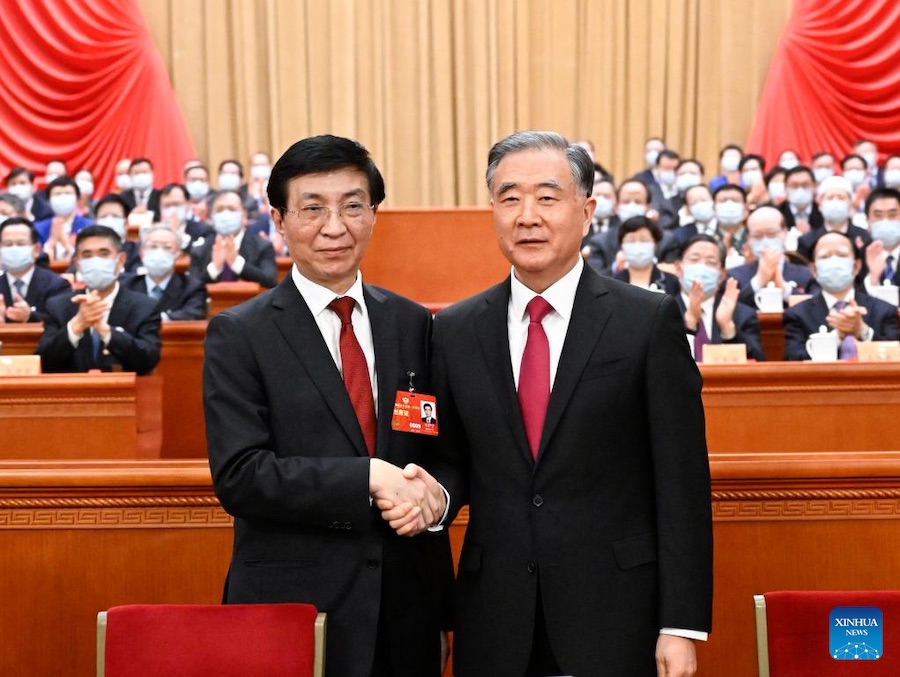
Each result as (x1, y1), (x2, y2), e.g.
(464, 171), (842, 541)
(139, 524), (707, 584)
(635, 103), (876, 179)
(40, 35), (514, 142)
(747, 0), (900, 165)
(0, 0), (195, 195)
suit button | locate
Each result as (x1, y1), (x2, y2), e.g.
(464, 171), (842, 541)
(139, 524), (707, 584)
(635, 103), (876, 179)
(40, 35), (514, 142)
(532, 494), (543, 507)
(366, 559), (379, 570)
(526, 562), (536, 574)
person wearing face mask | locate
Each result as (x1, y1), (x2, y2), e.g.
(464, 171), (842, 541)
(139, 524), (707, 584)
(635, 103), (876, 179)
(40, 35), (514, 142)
(580, 175), (621, 275)
(675, 234), (764, 361)
(94, 194), (142, 273)
(673, 159), (705, 208)
(157, 183), (214, 254)
(797, 175), (871, 263)
(36, 225), (161, 374)
(852, 139), (883, 190)
(248, 151), (273, 213)
(778, 150), (801, 171)
(811, 151), (836, 185)
(783, 231), (897, 360)
(74, 168), (97, 217)
(34, 177), (94, 263)
(113, 158), (132, 194)
(659, 184), (716, 263)
(122, 226), (206, 321)
(737, 154), (768, 208)
(4, 167), (53, 222)
(711, 184), (750, 267)
(726, 206), (815, 308)
(120, 158), (161, 221)
(612, 216), (680, 294)
(0, 217), (70, 323)
(189, 189), (277, 287)
(764, 166), (787, 207)
(217, 159), (249, 200)
(35, 159), (68, 202)
(633, 136), (666, 179)
(708, 144), (743, 191)
(863, 188), (900, 295)
(632, 148), (680, 231)
(882, 155), (900, 190)
(778, 166), (824, 245)
(183, 163), (212, 223)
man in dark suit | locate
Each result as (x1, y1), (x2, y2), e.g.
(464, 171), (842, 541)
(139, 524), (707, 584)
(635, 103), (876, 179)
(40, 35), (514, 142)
(420, 402), (436, 424)
(189, 189), (277, 288)
(778, 166), (823, 254)
(0, 217), (70, 323)
(122, 226), (206, 321)
(784, 231), (898, 360)
(119, 158), (161, 221)
(863, 188), (900, 294)
(5, 167), (53, 222)
(796, 175), (871, 263)
(203, 135), (452, 677)
(37, 225), (161, 375)
(392, 132), (712, 677)
(727, 206), (816, 308)
(94, 194), (142, 273)
(632, 148), (681, 231)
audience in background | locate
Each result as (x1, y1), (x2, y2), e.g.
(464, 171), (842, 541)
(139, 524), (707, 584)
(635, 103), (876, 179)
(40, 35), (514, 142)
(0, 217), (70, 323)
(74, 168), (97, 217)
(709, 144), (742, 191)
(580, 175), (620, 274)
(183, 163), (212, 223)
(121, 158), (160, 220)
(863, 187), (900, 297)
(94, 194), (141, 273)
(34, 176), (93, 262)
(797, 176), (871, 263)
(712, 183), (750, 267)
(612, 216), (680, 294)
(5, 168), (53, 221)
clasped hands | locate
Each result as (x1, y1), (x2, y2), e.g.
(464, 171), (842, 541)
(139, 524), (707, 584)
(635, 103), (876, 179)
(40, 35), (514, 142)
(70, 289), (111, 340)
(369, 459), (445, 537)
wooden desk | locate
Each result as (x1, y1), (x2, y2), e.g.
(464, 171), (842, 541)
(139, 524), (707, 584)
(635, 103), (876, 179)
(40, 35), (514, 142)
(758, 312), (785, 361)
(0, 323), (43, 355)
(0, 373), (162, 459)
(206, 281), (262, 316)
(158, 322), (207, 457)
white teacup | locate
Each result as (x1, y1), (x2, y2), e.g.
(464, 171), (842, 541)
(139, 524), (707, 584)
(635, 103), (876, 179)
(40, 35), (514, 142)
(806, 327), (839, 362)
(755, 283), (783, 313)
(870, 284), (899, 307)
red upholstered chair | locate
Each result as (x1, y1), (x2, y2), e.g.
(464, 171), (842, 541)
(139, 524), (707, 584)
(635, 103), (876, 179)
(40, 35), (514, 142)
(755, 591), (900, 676)
(97, 603), (325, 677)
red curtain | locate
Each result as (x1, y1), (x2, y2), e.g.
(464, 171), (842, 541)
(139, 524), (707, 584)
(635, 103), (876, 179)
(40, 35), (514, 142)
(0, 0), (195, 195)
(747, 0), (900, 165)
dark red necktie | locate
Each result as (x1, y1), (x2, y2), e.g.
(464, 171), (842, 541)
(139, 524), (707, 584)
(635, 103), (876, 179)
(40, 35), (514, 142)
(329, 297), (376, 456)
(518, 296), (553, 460)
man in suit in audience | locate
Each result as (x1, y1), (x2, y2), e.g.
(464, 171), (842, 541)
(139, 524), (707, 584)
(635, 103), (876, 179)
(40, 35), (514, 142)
(0, 217), (70, 323)
(34, 177), (94, 261)
(37, 225), (161, 375)
(157, 183), (214, 253)
(122, 226), (206, 321)
(120, 158), (161, 221)
(632, 136), (667, 187)
(675, 234), (765, 361)
(727, 206), (816, 308)
(783, 231), (898, 360)
(580, 175), (620, 275)
(189, 189), (278, 288)
(634, 148), (681, 231)
(394, 132), (711, 677)
(778, 166), (824, 250)
(862, 188), (900, 294)
(94, 194), (142, 273)
(5, 167), (53, 221)
(797, 176), (871, 263)
(659, 184), (717, 263)
(203, 134), (452, 677)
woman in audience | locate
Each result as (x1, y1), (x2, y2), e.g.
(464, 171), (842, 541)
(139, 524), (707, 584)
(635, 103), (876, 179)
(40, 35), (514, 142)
(612, 215), (680, 294)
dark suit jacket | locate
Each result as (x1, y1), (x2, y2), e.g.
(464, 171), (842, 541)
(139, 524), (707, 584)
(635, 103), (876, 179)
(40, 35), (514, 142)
(29, 195), (54, 222)
(778, 201), (823, 235)
(182, 219), (214, 251)
(674, 293), (765, 361)
(581, 217), (620, 275)
(203, 277), (452, 677)
(797, 224), (872, 263)
(632, 168), (679, 231)
(614, 266), (681, 296)
(36, 286), (161, 375)
(120, 188), (161, 221)
(430, 268), (712, 676)
(783, 291), (899, 360)
(121, 273), (207, 321)
(727, 260), (817, 308)
(1, 266), (71, 323)
(189, 231), (277, 288)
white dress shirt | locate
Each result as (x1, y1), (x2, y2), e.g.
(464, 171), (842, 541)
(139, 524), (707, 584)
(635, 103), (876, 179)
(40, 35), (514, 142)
(206, 230), (247, 280)
(822, 287), (874, 341)
(5, 266), (36, 300)
(67, 282), (120, 348)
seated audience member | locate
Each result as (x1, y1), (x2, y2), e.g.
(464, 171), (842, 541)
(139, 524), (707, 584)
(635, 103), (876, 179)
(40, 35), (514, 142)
(778, 166), (823, 245)
(811, 151), (836, 185)
(659, 184), (715, 263)
(121, 158), (160, 220)
(673, 159), (705, 210)
(797, 176), (871, 263)
(189, 189), (277, 288)
(612, 216), (679, 294)
(675, 234), (764, 361)
(113, 158), (132, 193)
(634, 136), (666, 180)
(778, 149), (801, 170)
(784, 231), (898, 360)
(74, 168), (97, 217)
(709, 144), (743, 191)
(0, 192), (26, 220)
(94, 194), (141, 273)
(632, 148), (680, 231)
(157, 183), (213, 253)
(217, 159), (247, 198)
(0, 217), (70, 323)
(863, 188), (900, 295)
(248, 152), (273, 213)
(712, 183), (749, 266)
(36, 159), (68, 201)
(764, 166), (787, 207)
(36, 225), (161, 375)
(840, 153), (871, 220)
(727, 206), (815, 308)
(739, 154), (768, 207)
(580, 175), (620, 274)
(5, 167), (53, 221)
(122, 226), (206, 321)
(34, 177), (94, 262)
(183, 163), (212, 223)
(882, 155), (900, 190)
(852, 138), (882, 189)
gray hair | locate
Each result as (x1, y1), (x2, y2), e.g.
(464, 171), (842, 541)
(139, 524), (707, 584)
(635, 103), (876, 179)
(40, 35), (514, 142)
(485, 131), (593, 197)
(0, 192), (25, 214)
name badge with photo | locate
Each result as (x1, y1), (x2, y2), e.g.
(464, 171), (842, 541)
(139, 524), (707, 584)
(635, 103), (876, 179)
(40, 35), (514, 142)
(391, 391), (438, 436)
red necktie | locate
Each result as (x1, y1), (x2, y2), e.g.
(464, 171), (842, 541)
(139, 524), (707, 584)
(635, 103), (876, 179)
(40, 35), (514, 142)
(518, 296), (553, 460)
(329, 297), (376, 456)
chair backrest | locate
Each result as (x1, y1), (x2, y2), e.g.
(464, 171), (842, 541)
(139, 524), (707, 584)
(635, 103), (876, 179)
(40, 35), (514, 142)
(97, 603), (325, 677)
(755, 591), (900, 676)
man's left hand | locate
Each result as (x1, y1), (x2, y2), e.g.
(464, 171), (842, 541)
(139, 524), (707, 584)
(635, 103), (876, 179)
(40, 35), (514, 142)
(715, 277), (739, 339)
(656, 635), (697, 677)
(5, 296), (31, 323)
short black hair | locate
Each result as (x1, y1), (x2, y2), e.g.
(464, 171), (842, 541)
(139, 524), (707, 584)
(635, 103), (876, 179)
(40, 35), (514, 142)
(865, 187), (900, 217)
(718, 144), (743, 158)
(679, 233), (726, 266)
(6, 167), (35, 185)
(47, 176), (80, 199)
(160, 183), (189, 201)
(811, 151), (834, 163)
(677, 158), (705, 175)
(130, 157), (154, 171)
(784, 165), (814, 183)
(764, 166), (786, 186)
(75, 225), (123, 253)
(616, 179), (650, 203)
(94, 193), (132, 217)
(617, 216), (662, 247)
(655, 149), (680, 166)
(218, 159), (245, 177)
(739, 154), (766, 172)
(0, 217), (39, 244)
(268, 135), (386, 212)
(713, 183), (747, 201)
(840, 154), (866, 170)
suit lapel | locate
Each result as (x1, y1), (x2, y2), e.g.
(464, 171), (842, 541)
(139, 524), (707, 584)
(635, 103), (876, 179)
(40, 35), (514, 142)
(270, 278), (369, 457)
(365, 285), (401, 459)
(0, 275), (11, 306)
(161, 274), (183, 306)
(538, 268), (612, 461)
(474, 279), (532, 465)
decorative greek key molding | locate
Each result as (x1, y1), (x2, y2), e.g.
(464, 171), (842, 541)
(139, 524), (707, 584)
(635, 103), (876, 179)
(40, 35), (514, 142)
(705, 384), (900, 395)
(713, 488), (900, 520)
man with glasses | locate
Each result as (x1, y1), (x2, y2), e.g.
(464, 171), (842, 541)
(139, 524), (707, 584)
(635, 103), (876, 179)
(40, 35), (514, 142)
(203, 135), (452, 677)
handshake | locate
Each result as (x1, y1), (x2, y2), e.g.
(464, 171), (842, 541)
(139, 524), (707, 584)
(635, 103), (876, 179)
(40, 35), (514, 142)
(369, 459), (446, 537)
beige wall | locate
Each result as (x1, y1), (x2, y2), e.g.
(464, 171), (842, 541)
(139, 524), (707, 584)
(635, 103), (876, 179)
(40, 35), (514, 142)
(139, 0), (793, 206)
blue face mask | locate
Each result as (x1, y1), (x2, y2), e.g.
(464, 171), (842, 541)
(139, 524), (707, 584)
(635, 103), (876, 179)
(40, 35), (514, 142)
(622, 242), (656, 269)
(681, 263), (721, 298)
(79, 256), (119, 291)
(689, 201), (715, 224)
(871, 219), (900, 249)
(750, 237), (784, 259)
(593, 196), (614, 220)
(815, 256), (855, 293)
(1, 245), (35, 273)
(715, 200), (744, 227)
(617, 203), (646, 222)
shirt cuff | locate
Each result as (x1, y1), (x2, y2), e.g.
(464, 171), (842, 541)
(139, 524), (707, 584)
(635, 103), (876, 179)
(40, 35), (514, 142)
(206, 261), (221, 280)
(859, 324), (874, 342)
(67, 320), (83, 348)
(230, 255), (246, 276)
(427, 483), (451, 532)
(660, 628), (708, 641)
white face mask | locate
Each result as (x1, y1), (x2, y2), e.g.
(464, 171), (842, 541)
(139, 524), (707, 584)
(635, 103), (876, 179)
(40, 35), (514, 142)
(862, 152), (878, 170)
(843, 168), (866, 189)
(212, 210), (243, 236)
(142, 248), (176, 278)
(617, 203), (646, 222)
(689, 200), (715, 224)
(78, 256), (119, 290)
(676, 174), (701, 193)
(821, 198), (850, 224)
(50, 193), (78, 217)
(622, 241), (656, 269)
(768, 182), (786, 201)
(645, 150), (659, 168)
(779, 155), (799, 170)
(7, 183), (33, 201)
(96, 216), (127, 239)
(721, 154), (741, 173)
(742, 170), (762, 187)
(76, 180), (94, 197)
(812, 167), (834, 184)
(131, 172), (154, 191)
(593, 196), (614, 220)
(250, 165), (271, 181)
(715, 200), (744, 227)
(218, 174), (242, 191)
(186, 180), (210, 200)
(162, 205), (187, 225)
(658, 170), (676, 187)
(885, 169), (900, 189)
(115, 174), (133, 191)
(1, 245), (35, 273)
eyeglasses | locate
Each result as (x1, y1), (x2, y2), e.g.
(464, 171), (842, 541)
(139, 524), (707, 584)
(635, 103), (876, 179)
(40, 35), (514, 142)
(283, 202), (374, 225)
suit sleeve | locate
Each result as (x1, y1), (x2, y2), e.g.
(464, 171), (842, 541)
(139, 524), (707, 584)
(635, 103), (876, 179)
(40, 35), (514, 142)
(28, 275), (72, 323)
(238, 238), (278, 288)
(782, 307), (811, 360)
(728, 306), (765, 361)
(203, 311), (373, 528)
(35, 299), (78, 371)
(106, 303), (162, 375)
(873, 303), (899, 341)
(645, 294), (713, 632)
(165, 280), (208, 321)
